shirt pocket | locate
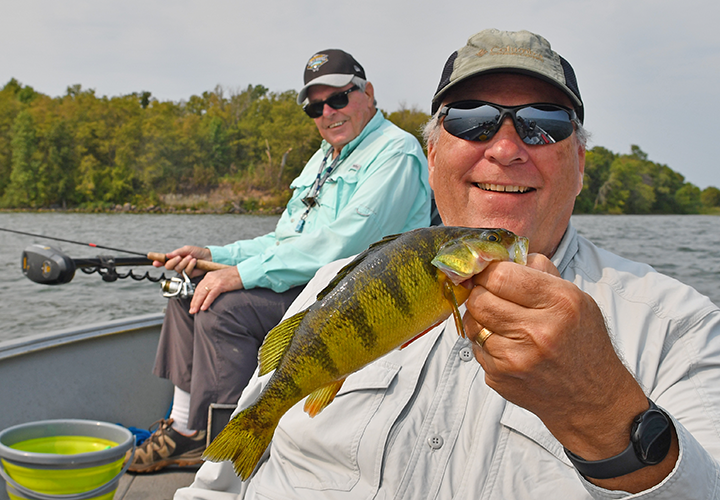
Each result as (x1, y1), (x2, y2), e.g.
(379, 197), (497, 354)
(271, 360), (400, 491)
(319, 167), (360, 215)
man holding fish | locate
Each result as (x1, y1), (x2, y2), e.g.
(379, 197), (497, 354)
(179, 29), (720, 499)
(128, 49), (431, 473)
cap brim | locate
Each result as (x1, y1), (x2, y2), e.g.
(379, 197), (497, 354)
(432, 67), (584, 120)
(297, 74), (356, 105)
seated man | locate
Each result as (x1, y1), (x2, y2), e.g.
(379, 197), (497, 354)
(177, 30), (720, 498)
(128, 49), (431, 473)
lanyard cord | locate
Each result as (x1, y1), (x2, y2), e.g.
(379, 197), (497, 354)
(295, 149), (343, 233)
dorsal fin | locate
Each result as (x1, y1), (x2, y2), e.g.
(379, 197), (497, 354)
(315, 233), (403, 301)
(258, 310), (307, 376)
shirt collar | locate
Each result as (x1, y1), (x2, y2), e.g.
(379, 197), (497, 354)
(551, 223), (578, 275)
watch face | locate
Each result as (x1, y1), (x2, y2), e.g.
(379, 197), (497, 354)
(634, 410), (672, 465)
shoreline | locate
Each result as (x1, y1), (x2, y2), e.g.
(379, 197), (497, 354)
(0, 205), (285, 216)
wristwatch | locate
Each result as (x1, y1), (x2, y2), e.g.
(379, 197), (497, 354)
(564, 399), (673, 480)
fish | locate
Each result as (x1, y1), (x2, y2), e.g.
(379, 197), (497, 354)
(203, 226), (529, 479)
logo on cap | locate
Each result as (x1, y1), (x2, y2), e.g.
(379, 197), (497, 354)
(476, 46), (544, 62)
(307, 54), (329, 72)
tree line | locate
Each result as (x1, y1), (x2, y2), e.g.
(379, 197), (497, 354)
(1, 78), (718, 214)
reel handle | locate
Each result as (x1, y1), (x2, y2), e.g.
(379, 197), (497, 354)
(147, 252), (230, 272)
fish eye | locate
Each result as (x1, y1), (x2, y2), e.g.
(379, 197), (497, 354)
(487, 232), (499, 242)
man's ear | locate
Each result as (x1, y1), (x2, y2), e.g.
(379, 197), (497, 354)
(427, 141), (436, 190)
(364, 82), (375, 104)
(576, 142), (586, 196)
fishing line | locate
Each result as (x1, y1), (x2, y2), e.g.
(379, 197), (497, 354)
(0, 227), (147, 256)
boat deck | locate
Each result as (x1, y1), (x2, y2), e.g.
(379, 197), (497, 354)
(116, 467), (200, 499)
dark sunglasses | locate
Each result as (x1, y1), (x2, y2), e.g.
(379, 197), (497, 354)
(303, 85), (360, 118)
(439, 100), (578, 145)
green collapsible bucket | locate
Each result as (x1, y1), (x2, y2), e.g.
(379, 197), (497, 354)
(0, 419), (135, 500)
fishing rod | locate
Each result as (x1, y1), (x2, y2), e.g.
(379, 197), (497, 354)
(0, 226), (149, 256)
(1, 227), (228, 298)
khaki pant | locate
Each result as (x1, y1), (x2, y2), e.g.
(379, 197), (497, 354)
(153, 283), (304, 430)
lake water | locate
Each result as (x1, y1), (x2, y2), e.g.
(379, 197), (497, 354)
(1, 213), (718, 343)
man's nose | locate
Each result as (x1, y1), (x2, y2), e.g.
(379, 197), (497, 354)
(483, 118), (529, 165)
(322, 103), (336, 117)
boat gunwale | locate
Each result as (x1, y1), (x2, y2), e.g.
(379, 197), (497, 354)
(0, 313), (165, 361)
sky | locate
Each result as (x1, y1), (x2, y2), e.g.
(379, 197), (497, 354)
(1, 0), (719, 189)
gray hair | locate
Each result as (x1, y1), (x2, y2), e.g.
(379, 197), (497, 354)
(352, 76), (378, 108)
(422, 109), (589, 149)
(351, 76), (367, 92)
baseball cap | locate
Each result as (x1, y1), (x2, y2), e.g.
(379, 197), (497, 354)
(297, 49), (366, 105)
(431, 29), (584, 122)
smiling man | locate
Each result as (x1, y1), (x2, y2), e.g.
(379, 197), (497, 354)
(129, 49), (430, 473)
(177, 30), (720, 499)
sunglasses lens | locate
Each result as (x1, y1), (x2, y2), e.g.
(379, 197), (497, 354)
(442, 104), (502, 141)
(442, 102), (575, 145)
(326, 93), (350, 110)
(304, 102), (325, 119)
(515, 105), (574, 145)
(303, 87), (354, 118)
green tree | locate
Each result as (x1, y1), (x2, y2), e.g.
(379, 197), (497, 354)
(701, 186), (720, 208)
(0, 80), (23, 198)
(674, 184), (702, 213)
(3, 110), (42, 207)
(385, 104), (430, 151)
(232, 89), (320, 190)
(43, 119), (76, 207)
(595, 155), (655, 214)
(574, 146), (615, 213)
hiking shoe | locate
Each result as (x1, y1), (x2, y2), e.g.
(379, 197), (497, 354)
(127, 418), (206, 473)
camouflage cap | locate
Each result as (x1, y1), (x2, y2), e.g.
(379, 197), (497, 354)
(431, 29), (583, 122)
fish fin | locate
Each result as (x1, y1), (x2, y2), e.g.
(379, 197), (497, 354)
(303, 378), (346, 417)
(316, 233), (403, 301)
(400, 323), (441, 349)
(203, 406), (276, 480)
(443, 279), (467, 338)
(258, 310), (307, 376)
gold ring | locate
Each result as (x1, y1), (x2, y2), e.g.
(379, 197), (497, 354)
(475, 327), (494, 348)
(204, 286), (210, 291)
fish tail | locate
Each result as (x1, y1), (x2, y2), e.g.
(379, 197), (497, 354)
(203, 407), (277, 480)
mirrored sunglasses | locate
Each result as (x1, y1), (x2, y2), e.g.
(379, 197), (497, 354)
(303, 85), (360, 118)
(439, 100), (577, 145)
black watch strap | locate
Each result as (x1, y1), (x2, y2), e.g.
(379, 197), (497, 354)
(564, 399), (672, 480)
(565, 439), (645, 480)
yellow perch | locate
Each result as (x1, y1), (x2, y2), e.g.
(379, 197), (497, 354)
(203, 226), (529, 478)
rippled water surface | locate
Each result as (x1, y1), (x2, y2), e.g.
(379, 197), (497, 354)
(1, 213), (718, 342)
(571, 215), (720, 306)
(0, 212), (279, 342)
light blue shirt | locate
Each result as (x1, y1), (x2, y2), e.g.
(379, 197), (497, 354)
(207, 110), (430, 292)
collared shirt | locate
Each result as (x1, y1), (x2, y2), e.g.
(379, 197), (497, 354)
(206, 110), (430, 293)
(179, 224), (720, 500)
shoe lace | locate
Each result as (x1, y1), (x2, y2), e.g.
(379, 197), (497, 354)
(145, 418), (174, 444)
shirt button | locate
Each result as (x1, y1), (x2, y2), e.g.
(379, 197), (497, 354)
(459, 347), (474, 362)
(427, 435), (444, 450)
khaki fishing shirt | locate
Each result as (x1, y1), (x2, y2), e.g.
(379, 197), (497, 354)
(177, 224), (720, 500)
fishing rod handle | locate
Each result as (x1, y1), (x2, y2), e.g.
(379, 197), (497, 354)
(147, 252), (230, 271)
